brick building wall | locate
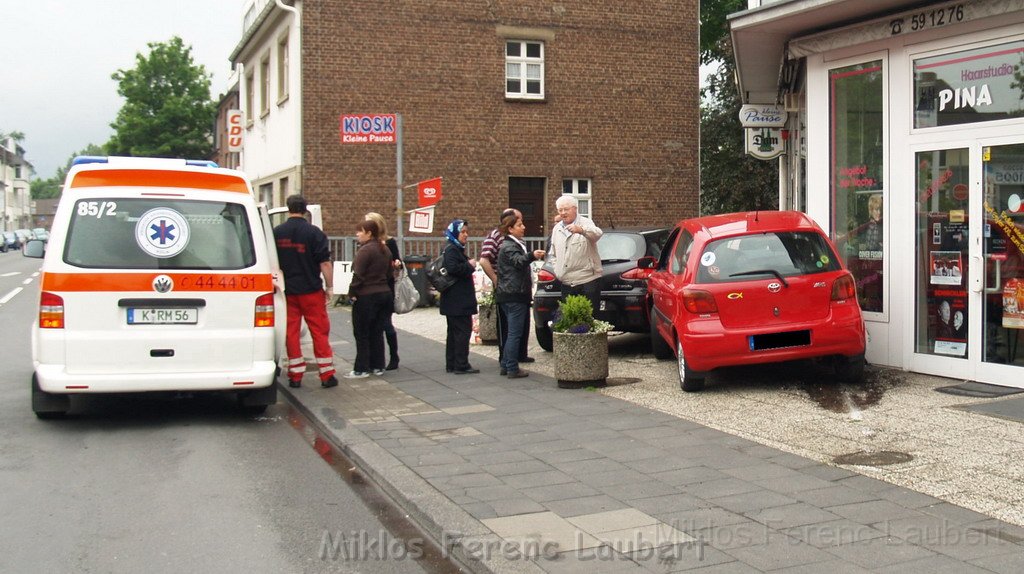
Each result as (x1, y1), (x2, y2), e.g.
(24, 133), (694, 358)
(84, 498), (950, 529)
(301, 0), (698, 238)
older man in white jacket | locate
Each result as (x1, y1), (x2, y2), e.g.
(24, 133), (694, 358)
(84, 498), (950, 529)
(549, 195), (603, 311)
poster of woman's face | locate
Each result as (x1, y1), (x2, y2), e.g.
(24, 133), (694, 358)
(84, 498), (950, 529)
(930, 251), (963, 285)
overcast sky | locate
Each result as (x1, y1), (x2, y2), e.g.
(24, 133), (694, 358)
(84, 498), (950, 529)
(0, 0), (246, 179)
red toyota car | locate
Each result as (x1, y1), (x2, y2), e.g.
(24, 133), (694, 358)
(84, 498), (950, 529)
(647, 211), (866, 391)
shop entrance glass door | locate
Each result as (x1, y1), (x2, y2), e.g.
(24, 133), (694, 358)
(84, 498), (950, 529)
(913, 142), (1024, 386)
(981, 143), (1024, 371)
(914, 148), (971, 364)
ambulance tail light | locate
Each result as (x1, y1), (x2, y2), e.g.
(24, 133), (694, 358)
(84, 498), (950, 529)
(255, 293), (275, 327)
(40, 292), (65, 329)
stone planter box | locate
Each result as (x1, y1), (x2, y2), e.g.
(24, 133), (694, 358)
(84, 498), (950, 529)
(553, 331), (608, 389)
(477, 305), (498, 343)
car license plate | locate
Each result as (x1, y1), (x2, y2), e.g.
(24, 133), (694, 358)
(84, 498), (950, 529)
(127, 308), (198, 325)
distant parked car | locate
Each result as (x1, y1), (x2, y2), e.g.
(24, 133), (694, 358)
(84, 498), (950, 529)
(2, 231), (19, 252)
(32, 228), (49, 242)
(533, 227), (671, 351)
(14, 229), (33, 246)
(647, 211), (866, 391)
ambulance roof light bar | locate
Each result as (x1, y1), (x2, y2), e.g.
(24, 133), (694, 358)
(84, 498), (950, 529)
(71, 156), (219, 168)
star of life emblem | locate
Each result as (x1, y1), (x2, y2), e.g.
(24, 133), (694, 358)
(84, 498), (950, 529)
(135, 208), (190, 259)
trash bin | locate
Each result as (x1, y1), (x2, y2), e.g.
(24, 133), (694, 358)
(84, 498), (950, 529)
(403, 255), (433, 307)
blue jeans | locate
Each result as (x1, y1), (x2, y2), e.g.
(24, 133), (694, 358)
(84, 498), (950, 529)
(499, 301), (529, 373)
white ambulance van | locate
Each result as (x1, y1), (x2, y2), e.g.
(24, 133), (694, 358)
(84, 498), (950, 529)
(24, 156), (286, 418)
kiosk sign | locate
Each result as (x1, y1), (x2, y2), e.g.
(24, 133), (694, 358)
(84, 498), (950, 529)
(738, 105), (788, 128)
(340, 114), (397, 144)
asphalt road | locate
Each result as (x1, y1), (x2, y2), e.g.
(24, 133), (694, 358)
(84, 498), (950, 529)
(0, 251), (439, 573)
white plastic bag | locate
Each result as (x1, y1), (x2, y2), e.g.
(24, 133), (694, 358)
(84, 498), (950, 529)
(393, 267), (419, 314)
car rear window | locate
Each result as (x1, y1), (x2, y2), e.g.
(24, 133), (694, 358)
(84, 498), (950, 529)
(63, 198), (256, 270)
(597, 233), (645, 262)
(696, 232), (840, 284)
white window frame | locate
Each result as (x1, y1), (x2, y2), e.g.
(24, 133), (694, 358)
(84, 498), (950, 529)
(562, 178), (592, 219)
(505, 40), (544, 99)
(259, 52), (271, 118)
(245, 71), (255, 128)
(276, 33), (289, 104)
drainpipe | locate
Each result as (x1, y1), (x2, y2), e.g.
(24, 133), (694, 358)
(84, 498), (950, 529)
(275, 0), (302, 205)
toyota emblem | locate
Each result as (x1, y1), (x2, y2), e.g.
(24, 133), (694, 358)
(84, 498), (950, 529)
(767, 282), (782, 293)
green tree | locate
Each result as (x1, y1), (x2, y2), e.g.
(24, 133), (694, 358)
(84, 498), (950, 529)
(700, 2), (779, 215)
(31, 143), (107, 199)
(107, 36), (216, 159)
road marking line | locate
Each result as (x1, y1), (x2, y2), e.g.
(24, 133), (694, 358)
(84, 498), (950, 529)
(1, 272), (20, 277)
(0, 287), (23, 305)
(23, 278), (34, 285)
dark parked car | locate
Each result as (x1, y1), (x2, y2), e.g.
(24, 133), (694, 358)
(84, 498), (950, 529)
(533, 227), (670, 351)
(2, 231), (19, 252)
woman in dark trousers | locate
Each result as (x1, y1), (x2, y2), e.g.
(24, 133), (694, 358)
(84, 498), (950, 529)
(365, 212), (401, 370)
(347, 220), (392, 378)
(496, 213), (546, 378)
(439, 219), (479, 374)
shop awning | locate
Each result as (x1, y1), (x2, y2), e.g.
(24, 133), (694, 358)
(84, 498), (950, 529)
(728, 0), (924, 104)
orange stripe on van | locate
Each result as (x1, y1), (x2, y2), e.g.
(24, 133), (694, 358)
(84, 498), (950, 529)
(69, 170), (250, 193)
(42, 273), (273, 292)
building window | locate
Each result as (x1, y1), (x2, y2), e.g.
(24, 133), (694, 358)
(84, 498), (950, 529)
(562, 178), (592, 219)
(245, 72), (254, 127)
(14, 166), (22, 179)
(278, 176), (289, 206)
(506, 41), (544, 99)
(260, 53), (271, 118)
(259, 183), (273, 205)
(829, 60), (884, 314)
(277, 33), (289, 103)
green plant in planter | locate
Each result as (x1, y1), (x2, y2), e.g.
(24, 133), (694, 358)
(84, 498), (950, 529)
(552, 295), (613, 334)
(477, 290), (496, 308)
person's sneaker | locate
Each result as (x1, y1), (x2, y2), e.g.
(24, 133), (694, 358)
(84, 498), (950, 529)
(288, 380), (302, 388)
(520, 356), (536, 363)
(345, 371), (369, 379)
(372, 369), (385, 376)
(507, 370), (529, 379)
(321, 375), (339, 388)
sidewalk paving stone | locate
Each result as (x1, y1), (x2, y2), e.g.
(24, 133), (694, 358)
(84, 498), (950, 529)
(280, 310), (1024, 573)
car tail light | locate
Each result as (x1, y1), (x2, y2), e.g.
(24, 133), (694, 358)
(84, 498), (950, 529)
(40, 292), (65, 329)
(621, 267), (654, 281)
(255, 293), (275, 327)
(832, 274), (857, 302)
(682, 289), (718, 314)
(537, 269), (556, 283)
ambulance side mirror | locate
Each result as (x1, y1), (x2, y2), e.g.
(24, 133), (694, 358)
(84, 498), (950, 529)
(23, 239), (45, 259)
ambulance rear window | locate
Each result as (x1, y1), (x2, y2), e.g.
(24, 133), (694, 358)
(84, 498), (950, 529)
(63, 199), (257, 269)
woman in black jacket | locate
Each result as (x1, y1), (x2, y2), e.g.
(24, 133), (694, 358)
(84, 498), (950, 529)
(495, 213), (545, 378)
(365, 212), (401, 370)
(347, 220), (392, 378)
(439, 219), (478, 374)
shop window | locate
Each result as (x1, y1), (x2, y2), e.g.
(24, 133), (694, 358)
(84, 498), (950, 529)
(506, 41), (544, 99)
(914, 40), (1024, 129)
(562, 178), (592, 219)
(830, 60), (885, 314)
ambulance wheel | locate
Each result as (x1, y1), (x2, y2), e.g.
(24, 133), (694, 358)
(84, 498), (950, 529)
(238, 384), (277, 415)
(32, 374), (70, 419)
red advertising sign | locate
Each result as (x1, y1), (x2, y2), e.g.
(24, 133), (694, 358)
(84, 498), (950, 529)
(339, 114), (397, 144)
(417, 177), (442, 207)
(227, 109), (243, 152)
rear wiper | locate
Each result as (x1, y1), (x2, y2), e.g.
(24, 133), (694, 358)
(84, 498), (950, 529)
(729, 269), (789, 287)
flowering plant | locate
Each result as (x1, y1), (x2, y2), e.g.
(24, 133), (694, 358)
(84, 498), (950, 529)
(477, 290), (496, 308)
(551, 295), (613, 334)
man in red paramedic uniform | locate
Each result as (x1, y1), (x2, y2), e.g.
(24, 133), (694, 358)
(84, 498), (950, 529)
(274, 195), (338, 388)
